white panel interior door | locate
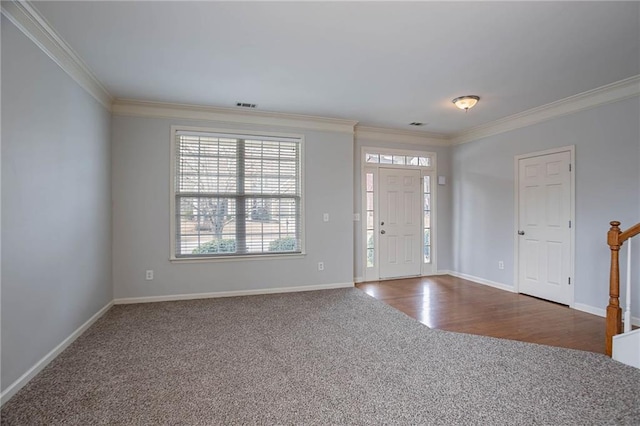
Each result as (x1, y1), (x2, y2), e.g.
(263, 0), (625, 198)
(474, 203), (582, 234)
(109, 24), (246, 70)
(379, 167), (422, 279)
(517, 151), (571, 305)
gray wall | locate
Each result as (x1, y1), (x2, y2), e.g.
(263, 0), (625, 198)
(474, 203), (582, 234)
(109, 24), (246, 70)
(2, 6), (636, 397)
(353, 137), (452, 280)
(1, 17), (112, 391)
(111, 115), (354, 299)
(452, 96), (640, 314)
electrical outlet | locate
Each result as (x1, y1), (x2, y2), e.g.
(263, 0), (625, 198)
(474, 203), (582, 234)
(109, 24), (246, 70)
(145, 270), (154, 280)
(498, 261), (504, 270)
(323, 213), (329, 222)
(318, 262), (324, 271)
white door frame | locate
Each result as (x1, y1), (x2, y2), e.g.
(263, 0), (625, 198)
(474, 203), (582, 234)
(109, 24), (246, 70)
(361, 147), (437, 282)
(378, 167), (423, 279)
(513, 145), (575, 307)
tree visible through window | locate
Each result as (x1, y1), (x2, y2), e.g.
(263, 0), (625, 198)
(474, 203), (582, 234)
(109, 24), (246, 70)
(173, 130), (302, 258)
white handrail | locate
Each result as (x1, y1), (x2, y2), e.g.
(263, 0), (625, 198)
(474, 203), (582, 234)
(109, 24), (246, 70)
(623, 238), (631, 333)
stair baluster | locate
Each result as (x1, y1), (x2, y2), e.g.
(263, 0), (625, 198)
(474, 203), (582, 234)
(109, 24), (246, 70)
(624, 238), (632, 333)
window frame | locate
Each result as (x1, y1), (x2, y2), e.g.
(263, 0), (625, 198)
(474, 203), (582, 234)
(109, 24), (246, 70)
(169, 125), (306, 262)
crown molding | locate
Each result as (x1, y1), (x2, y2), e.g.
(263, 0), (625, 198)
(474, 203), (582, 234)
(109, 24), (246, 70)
(451, 75), (640, 145)
(1, 0), (113, 109)
(355, 125), (450, 146)
(2, 1), (636, 143)
(112, 99), (358, 134)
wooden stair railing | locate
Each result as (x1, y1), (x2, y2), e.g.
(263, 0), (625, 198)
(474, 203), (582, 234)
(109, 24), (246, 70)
(606, 220), (640, 356)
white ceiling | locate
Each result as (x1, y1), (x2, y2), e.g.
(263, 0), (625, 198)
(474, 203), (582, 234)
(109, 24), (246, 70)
(33, 1), (640, 135)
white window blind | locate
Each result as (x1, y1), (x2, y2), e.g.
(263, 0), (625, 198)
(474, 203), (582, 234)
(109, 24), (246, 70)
(174, 130), (302, 258)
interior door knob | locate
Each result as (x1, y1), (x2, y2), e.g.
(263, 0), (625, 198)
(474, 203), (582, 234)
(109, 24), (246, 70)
(381, 230), (386, 234)
(518, 230), (525, 235)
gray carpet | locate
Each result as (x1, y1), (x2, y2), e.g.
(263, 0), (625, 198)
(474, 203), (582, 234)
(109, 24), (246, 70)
(2, 288), (639, 425)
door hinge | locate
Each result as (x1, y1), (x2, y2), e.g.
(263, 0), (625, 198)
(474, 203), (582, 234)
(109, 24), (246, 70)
(568, 277), (571, 285)
(569, 163), (572, 172)
(569, 220), (572, 228)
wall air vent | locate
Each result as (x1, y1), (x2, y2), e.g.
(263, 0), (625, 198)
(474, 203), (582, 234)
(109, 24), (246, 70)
(236, 102), (257, 108)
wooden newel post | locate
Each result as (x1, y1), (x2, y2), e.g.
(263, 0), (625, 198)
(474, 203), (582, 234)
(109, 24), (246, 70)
(605, 221), (622, 356)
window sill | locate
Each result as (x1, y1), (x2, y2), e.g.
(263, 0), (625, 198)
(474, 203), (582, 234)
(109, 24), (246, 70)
(169, 252), (307, 264)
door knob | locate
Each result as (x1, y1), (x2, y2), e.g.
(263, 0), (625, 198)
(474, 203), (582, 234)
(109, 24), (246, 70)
(381, 221), (385, 226)
(518, 230), (525, 235)
(381, 230), (386, 234)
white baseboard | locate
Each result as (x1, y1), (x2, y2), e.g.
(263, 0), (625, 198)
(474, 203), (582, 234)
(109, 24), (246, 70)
(574, 303), (640, 326)
(573, 303), (606, 318)
(354, 276), (364, 283)
(2, 283), (354, 404)
(114, 282), (354, 304)
(0, 301), (114, 407)
(443, 273), (640, 325)
(441, 270), (516, 293)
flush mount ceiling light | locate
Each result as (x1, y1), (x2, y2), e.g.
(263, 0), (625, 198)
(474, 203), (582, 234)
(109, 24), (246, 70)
(452, 95), (480, 111)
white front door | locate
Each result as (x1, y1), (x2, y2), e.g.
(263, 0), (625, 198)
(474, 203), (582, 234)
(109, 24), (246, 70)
(517, 150), (572, 305)
(379, 167), (422, 279)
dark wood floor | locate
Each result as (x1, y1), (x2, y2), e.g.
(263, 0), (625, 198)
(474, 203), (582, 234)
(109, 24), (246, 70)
(356, 275), (606, 354)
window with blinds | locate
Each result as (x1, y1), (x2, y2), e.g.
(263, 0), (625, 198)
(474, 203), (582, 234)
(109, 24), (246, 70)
(173, 129), (302, 258)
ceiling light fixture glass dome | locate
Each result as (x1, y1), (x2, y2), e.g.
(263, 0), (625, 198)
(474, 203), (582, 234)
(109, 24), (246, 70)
(452, 95), (480, 111)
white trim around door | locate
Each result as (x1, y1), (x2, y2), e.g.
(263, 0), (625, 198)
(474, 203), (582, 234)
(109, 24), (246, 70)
(360, 147), (437, 282)
(513, 145), (575, 307)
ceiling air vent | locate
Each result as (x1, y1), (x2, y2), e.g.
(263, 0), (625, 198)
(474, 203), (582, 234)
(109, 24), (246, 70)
(409, 122), (426, 126)
(236, 102), (257, 108)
